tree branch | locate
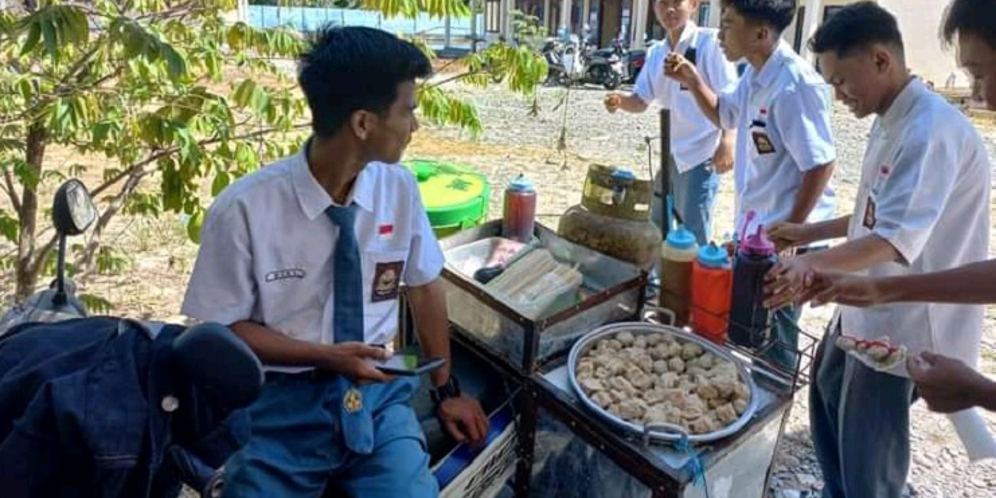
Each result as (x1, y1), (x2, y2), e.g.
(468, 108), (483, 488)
(89, 122), (311, 198)
(2, 166), (20, 213)
(25, 231), (58, 283)
(427, 70), (488, 88)
(79, 165), (148, 276)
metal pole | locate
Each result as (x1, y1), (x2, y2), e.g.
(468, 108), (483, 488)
(659, 108), (671, 241)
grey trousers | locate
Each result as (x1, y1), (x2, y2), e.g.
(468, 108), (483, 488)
(810, 325), (917, 498)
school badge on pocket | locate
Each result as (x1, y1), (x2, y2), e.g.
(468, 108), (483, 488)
(371, 261), (403, 302)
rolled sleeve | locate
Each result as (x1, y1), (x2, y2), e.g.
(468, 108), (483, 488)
(718, 79), (745, 130)
(772, 85), (837, 171)
(181, 200), (257, 325)
(402, 177), (444, 287)
(873, 138), (960, 264)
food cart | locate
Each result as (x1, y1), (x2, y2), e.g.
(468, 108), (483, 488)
(405, 218), (819, 498)
(404, 107), (819, 498)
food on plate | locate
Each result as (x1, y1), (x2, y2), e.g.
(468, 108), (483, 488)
(834, 333), (907, 371)
(576, 331), (751, 435)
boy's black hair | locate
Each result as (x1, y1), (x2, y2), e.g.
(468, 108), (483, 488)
(942, 0), (996, 50)
(722, 0), (797, 34)
(810, 2), (904, 58)
(298, 26), (432, 139)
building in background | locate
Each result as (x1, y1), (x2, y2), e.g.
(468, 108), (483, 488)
(493, 0), (963, 87)
(228, 0), (965, 88)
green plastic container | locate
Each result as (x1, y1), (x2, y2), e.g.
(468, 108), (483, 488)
(404, 159), (491, 238)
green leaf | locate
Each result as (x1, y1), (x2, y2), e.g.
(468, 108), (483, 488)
(21, 23), (41, 55)
(186, 208), (205, 244)
(78, 293), (115, 314)
(0, 211), (18, 244)
(95, 246), (131, 275)
(211, 171), (230, 197)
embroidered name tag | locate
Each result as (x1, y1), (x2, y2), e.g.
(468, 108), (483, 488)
(371, 261), (403, 302)
(265, 268), (306, 282)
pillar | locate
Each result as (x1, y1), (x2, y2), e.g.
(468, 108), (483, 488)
(560, 0), (572, 35)
(544, 0), (552, 33)
(631, 0), (649, 48)
(798, 0), (824, 61)
(708, 0), (722, 28)
(500, 0), (512, 39)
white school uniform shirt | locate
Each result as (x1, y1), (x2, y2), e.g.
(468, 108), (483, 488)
(634, 21), (739, 173)
(181, 145), (445, 372)
(718, 41), (837, 232)
(838, 78), (991, 376)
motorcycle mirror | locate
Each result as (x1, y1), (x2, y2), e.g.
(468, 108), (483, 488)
(52, 179), (97, 237)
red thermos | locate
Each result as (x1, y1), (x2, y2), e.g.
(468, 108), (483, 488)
(502, 174), (536, 242)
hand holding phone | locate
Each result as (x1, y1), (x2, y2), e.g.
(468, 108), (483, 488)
(371, 353), (446, 376)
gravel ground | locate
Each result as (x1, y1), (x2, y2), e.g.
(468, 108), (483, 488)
(411, 81), (996, 497)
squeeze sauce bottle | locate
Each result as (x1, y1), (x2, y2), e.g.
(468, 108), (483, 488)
(728, 210), (778, 349)
(691, 242), (733, 343)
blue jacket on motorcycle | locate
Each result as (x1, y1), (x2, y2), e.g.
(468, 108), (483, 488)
(0, 317), (251, 498)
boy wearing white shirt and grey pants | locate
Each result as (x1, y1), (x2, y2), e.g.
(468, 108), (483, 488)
(605, 0), (738, 246)
(666, 0), (837, 370)
(763, 4), (991, 497)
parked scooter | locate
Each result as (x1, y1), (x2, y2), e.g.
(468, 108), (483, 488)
(541, 33), (627, 90)
(0, 179), (263, 498)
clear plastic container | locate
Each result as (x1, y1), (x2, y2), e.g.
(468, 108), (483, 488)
(557, 165), (661, 270)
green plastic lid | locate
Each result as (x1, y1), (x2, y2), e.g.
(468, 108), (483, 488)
(403, 159), (490, 228)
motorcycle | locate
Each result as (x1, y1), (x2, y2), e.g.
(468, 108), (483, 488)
(542, 35), (626, 90)
(0, 179), (264, 498)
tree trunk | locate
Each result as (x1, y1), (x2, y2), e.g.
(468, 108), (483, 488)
(14, 122), (46, 302)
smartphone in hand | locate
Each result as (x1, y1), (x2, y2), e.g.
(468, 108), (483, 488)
(371, 354), (446, 376)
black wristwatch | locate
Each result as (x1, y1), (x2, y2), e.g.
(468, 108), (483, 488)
(430, 376), (461, 405)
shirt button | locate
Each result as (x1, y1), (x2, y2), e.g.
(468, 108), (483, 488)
(161, 395), (180, 413)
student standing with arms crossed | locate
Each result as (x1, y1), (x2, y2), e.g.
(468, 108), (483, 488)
(665, 0), (837, 369)
(762, 4), (991, 497)
(799, 0), (996, 416)
(604, 0), (738, 245)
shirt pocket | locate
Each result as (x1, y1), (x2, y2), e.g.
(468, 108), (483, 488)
(362, 249), (409, 340)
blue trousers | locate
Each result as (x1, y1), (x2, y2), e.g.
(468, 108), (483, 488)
(221, 374), (438, 498)
(810, 326), (916, 498)
(767, 305), (801, 372)
(652, 157), (720, 246)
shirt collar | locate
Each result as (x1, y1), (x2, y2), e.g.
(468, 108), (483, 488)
(665, 21), (698, 52)
(753, 40), (791, 89)
(291, 138), (374, 220)
(879, 77), (926, 130)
